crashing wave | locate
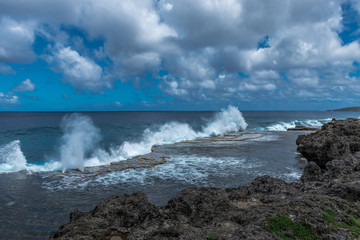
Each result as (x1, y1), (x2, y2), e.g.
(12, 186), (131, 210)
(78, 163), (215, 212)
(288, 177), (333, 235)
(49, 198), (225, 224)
(0, 106), (248, 173)
(264, 118), (332, 131)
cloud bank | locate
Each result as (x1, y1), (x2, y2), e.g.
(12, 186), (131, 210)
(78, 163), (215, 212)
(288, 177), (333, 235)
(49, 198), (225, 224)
(0, 0), (360, 106)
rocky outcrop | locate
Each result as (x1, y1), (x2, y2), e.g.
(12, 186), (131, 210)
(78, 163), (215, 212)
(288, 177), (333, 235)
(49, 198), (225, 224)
(52, 118), (360, 240)
(296, 118), (360, 202)
(51, 176), (360, 240)
(296, 118), (360, 169)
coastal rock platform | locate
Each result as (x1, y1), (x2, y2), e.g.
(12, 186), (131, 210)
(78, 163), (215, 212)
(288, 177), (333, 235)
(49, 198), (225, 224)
(51, 119), (360, 240)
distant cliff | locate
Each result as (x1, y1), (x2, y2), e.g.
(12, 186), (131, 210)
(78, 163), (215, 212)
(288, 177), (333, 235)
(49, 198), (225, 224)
(328, 106), (360, 111)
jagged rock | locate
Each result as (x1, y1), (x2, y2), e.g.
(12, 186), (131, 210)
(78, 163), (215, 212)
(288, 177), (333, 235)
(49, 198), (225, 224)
(301, 161), (323, 182)
(51, 178), (360, 240)
(52, 192), (161, 240)
(296, 118), (360, 169)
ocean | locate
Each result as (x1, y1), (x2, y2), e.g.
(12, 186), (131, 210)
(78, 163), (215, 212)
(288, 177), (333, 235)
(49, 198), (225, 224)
(0, 107), (359, 239)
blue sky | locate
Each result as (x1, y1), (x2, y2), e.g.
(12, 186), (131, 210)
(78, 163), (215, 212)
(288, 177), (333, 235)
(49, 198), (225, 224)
(1, 0), (360, 110)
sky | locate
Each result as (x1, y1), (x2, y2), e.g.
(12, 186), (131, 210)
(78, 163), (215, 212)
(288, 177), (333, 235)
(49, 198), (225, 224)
(1, 0), (360, 111)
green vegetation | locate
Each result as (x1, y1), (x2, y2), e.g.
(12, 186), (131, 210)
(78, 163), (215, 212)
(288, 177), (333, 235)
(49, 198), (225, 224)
(322, 209), (339, 228)
(207, 235), (216, 240)
(268, 214), (317, 240)
(322, 209), (360, 238)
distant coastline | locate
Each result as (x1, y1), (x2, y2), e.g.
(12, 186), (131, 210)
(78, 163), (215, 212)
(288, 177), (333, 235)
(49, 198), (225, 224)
(327, 106), (360, 111)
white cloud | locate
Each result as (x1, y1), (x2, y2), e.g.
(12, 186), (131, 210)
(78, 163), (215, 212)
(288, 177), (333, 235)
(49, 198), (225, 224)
(162, 77), (188, 96)
(0, 92), (19, 104)
(0, 64), (15, 75)
(47, 46), (109, 92)
(0, 17), (36, 63)
(199, 80), (216, 89)
(12, 78), (36, 92)
(241, 83), (276, 92)
(288, 69), (319, 87)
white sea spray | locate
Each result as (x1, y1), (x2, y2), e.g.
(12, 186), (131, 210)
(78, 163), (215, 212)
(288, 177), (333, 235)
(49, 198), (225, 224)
(60, 113), (101, 172)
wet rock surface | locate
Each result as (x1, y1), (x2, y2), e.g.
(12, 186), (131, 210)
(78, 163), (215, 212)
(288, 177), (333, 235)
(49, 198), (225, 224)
(287, 125), (319, 131)
(52, 119), (360, 240)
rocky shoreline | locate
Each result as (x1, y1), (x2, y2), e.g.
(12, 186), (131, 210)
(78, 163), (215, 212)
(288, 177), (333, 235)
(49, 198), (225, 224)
(51, 119), (360, 240)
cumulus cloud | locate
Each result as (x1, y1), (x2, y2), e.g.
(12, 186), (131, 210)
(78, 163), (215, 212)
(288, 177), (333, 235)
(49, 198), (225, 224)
(46, 46), (109, 92)
(0, 17), (36, 63)
(12, 78), (36, 92)
(0, 92), (19, 104)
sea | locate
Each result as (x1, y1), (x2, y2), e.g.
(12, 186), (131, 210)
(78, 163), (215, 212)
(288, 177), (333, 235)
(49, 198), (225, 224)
(0, 106), (359, 239)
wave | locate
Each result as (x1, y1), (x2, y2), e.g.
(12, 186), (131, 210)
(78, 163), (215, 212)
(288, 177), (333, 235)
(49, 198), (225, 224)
(261, 118), (332, 131)
(0, 106), (247, 173)
(115, 105), (247, 159)
(0, 140), (61, 173)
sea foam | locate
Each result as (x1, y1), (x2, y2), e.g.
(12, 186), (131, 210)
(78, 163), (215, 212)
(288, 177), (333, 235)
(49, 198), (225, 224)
(265, 118), (332, 131)
(110, 105), (247, 160)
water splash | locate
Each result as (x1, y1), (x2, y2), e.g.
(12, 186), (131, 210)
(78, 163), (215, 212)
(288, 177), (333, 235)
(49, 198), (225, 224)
(60, 113), (101, 173)
(115, 105), (247, 159)
(0, 140), (61, 173)
(202, 105), (247, 136)
(0, 140), (27, 172)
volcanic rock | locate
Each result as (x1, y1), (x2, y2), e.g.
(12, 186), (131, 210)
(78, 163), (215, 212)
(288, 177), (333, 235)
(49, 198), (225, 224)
(296, 118), (360, 169)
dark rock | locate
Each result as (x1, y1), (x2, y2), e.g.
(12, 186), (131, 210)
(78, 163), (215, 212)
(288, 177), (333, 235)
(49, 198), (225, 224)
(287, 125), (319, 131)
(323, 157), (357, 180)
(301, 161), (323, 182)
(51, 192), (161, 240)
(69, 209), (85, 222)
(52, 179), (360, 240)
(327, 181), (360, 202)
(296, 118), (360, 169)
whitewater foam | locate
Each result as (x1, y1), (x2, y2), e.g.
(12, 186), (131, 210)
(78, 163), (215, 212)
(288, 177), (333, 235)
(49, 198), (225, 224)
(42, 155), (261, 190)
(265, 118), (332, 131)
(0, 140), (62, 173)
(113, 105), (247, 160)
(0, 140), (27, 172)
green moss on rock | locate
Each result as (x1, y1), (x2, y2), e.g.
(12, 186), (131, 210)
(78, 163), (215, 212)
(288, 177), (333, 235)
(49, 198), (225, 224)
(268, 214), (317, 240)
